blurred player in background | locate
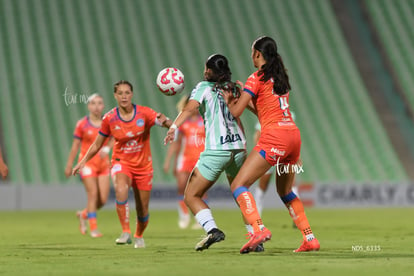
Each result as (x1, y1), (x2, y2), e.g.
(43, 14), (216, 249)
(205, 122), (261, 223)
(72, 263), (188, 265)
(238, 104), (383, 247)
(223, 36), (319, 253)
(253, 112), (300, 218)
(65, 94), (112, 238)
(72, 80), (172, 249)
(163, 95), (205, 229)
(164, 54), (247, 251)
(0, 145), (8, 179)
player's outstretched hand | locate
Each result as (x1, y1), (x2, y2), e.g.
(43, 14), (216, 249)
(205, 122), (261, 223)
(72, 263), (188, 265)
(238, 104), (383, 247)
(157, 112), (172, 128)
(157, 112), (166, 123)
(72, 162), (85, 176)
(164, 127), (176, 145)
(221, 88), (236, 105)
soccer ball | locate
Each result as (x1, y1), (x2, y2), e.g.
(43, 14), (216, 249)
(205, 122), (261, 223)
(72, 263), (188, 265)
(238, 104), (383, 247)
(156, 67), (185, 96)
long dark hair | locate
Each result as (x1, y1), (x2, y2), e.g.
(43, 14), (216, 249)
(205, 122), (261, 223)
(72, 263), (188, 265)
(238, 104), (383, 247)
(253, 36), (291, 95)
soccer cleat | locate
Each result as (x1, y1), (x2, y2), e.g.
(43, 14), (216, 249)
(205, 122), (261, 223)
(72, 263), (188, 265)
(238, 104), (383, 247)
(245, 233), (265, 252)
(178, 214), (191, 229)
(76, 211), (87, 235)
(240, 227), (272, 254)
(294, 238), (320, 252)
(134, 237), (145, 248)
(90, 229), (103, 238)
(255, 243), (265, 252)
(115, 232), (132, 245)
(195, 228), (225, 251)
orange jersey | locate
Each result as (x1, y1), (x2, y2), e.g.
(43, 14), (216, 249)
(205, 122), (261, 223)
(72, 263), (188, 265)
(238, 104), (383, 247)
(73, 116), (108, 165)
(178, 115), (205, 162)
(99, 104), (157, 173)
(243, 71), (297, 132)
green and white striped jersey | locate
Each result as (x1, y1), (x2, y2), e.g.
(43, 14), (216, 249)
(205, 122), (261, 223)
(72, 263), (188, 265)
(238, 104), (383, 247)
(190, 81), (246, 150)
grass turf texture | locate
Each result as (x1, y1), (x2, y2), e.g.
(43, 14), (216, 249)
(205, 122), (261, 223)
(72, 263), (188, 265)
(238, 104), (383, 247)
(0, 208), (413, 275)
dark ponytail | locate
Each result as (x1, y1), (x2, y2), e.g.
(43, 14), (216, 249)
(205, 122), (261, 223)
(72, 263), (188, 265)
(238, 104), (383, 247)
(205, 54), (239, 95)
(253, 36), (291, 95)
(205, 54), (232, 83)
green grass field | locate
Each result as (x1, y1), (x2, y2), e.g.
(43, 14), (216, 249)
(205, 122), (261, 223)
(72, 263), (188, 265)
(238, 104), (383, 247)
(1, 208), (413, 275)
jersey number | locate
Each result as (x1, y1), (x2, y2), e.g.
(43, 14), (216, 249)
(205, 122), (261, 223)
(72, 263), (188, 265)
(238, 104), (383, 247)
(279, 96), (289, 117)
(219, 96), (235, 122)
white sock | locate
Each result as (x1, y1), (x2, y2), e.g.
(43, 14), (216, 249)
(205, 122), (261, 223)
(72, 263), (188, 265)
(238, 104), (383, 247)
(306, 233), (315, 241)
(245, 224), (254, 234)
(253, 187), (265, 216)
(194, 209), (217, 233)
(292, 186), (300, 198)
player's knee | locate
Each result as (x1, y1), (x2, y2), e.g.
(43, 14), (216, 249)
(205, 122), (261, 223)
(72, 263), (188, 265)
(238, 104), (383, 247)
(115, 183), (128, 194)
(88, 189), (98, 200)
(183, 192), (195, 206)
(183, 194), (190, 206)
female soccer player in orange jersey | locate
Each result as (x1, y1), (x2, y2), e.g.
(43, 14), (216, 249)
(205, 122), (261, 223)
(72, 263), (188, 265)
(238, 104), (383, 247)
(72, 80), (172, 248)
(253, 114), (302, 219)
(163, 95), (205, 229)
(65, 94), (112, 238)
(223, 36), (319, 253)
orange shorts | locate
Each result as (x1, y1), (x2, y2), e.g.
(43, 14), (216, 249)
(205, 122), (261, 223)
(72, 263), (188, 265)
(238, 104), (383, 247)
(110, 162), (153, 191)
(176, 157), (198, 173)
(80, 158), (110, 179)
(254, 128), (301, 166)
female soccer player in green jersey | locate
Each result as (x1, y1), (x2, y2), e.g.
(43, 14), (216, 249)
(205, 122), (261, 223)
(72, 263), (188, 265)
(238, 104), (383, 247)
(164, 54), (247, 251)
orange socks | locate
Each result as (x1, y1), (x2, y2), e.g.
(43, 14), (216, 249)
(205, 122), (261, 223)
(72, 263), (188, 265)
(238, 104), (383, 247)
(81, 208), (88, 219)
(116, 200), (149, 238)
(135, 214), (149, 238)
(87, 212), (98, 231)
(83, 209), (98, 232)
(281, 191), (315, 241)
(233, 187), (263, 232)
(116, 199), (130, 233)
(178, 198), (189, 215)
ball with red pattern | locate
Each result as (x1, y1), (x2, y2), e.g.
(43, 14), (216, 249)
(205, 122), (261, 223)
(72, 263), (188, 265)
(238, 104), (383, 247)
(156, 67), (185, 96)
